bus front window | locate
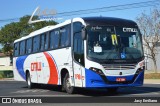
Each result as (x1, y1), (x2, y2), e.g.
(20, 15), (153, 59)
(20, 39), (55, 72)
(87, 26), (143, 61)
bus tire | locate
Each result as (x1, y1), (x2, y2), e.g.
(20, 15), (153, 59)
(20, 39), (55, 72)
(107, 87), (118, 93)
(63, 73), (75, 94)
(27, 72), (34, 89)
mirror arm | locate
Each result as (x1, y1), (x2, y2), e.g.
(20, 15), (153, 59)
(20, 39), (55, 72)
(82, 28), (86, 40)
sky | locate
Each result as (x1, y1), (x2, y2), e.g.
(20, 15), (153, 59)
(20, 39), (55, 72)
(0, 0), (159, 49)
(0, 0), (159, 28)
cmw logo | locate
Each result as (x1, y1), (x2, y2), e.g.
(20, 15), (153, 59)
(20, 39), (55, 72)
(31, 62), (42, 71)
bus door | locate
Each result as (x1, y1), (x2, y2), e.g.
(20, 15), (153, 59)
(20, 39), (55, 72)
(36, 56), (44, 83)
(73, 31), (85, 87)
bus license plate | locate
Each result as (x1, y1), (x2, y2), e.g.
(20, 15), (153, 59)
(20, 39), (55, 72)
(116, 78), (126, 82)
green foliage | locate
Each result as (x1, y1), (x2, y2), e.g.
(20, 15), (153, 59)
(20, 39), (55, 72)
(0, 72), (4, 79)
(0, 71), (13, 79)
(0, 15), (57, 54)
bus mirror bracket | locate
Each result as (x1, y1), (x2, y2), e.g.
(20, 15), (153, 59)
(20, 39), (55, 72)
(81, 25), (86, 40)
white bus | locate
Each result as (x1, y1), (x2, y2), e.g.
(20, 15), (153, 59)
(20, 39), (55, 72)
(13, 17), (145, 94)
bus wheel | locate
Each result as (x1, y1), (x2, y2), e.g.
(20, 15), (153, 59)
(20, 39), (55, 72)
(27, 72), (34, 89)
(64, 73), (75, 94)
(107, 87), (118, 93)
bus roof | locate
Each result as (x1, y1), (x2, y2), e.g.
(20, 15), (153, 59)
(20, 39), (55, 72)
(82, 17), (138, 27)
(14, 17), (138, 43)
(14, 19), (72, 43)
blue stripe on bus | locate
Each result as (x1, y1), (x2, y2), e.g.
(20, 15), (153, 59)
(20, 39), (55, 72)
(85, 68), (144, 87)
(16, 55), (28, 80)
(85, 68), (104, 87)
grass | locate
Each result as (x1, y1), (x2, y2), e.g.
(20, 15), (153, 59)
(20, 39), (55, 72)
(144, 73), (160, 79)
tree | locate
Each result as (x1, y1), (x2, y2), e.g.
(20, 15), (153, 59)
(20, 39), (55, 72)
(0, 15), (57, 55)
(136, 9), (160, 73)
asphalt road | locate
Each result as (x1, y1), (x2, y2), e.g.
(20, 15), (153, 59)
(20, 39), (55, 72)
(0, 81), (160, 106)
(0, 80), (160, 97)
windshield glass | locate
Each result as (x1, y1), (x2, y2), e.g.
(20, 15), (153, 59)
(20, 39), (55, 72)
(87, 26), (143, 61)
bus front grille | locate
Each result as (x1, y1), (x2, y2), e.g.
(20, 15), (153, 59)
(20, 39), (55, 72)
(102, 64), (136, 70)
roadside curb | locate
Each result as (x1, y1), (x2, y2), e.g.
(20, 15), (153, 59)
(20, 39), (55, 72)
(0, 78), (14, 81)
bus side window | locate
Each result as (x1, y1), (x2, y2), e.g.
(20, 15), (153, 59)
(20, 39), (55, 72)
(50, 29), (60, 49)
(50, 31), (54, 49)
(73, 32), (84, 66)
(26, 38), (32, 54)
(60, 25), (70, 48)
(73, 22), (84, 66)
(14, 43), (19, 56)
(73, 22), (82, 33)
(44, 33), (49, 50)
(40, 34), (45, 51)
(19, 40), (26, 55)
(33, 35), (40, 53)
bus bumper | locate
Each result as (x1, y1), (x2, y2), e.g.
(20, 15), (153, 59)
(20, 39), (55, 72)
(85, 68), (144, 88)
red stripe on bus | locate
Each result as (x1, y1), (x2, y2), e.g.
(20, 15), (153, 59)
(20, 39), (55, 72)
(44, 52), (58, 84)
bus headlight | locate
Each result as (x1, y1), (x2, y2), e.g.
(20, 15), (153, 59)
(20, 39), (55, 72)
(89, 67), (104, 75)
(138, 60), (145, 70)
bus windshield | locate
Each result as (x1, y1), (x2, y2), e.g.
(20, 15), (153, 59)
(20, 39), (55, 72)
(87, 26), (143, 61)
